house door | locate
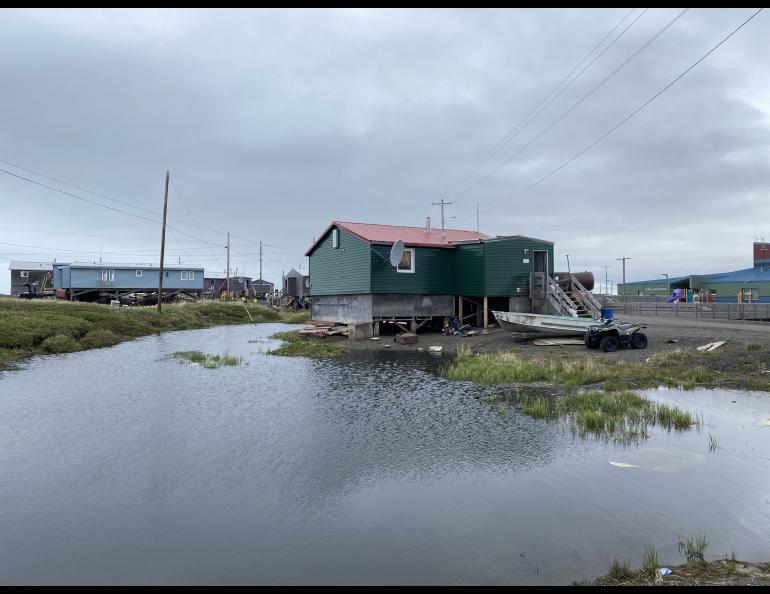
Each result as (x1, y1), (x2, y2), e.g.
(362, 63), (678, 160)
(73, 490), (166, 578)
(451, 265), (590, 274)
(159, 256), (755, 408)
(533, 250), (548, 275)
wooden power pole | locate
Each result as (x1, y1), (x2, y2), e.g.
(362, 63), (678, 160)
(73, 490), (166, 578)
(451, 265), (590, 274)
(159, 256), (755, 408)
(158, 170), (170, 312)
(616, 257), (630, 304)
(226, 231), (231, 299)
(432, 199), (452, 239)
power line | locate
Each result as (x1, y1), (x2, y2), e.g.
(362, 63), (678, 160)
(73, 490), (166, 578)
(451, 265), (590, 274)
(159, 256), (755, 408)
(435, 8), (642, 208)
(0, 165), (223, 248)
(470, 7), (764, 220)
(170, 179), (225, 269)
(454, 7), (689, 208)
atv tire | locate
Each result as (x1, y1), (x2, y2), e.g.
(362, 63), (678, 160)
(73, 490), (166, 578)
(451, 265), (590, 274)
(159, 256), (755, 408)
(630, 332), (648, 349)
(599, 335), (620, 353)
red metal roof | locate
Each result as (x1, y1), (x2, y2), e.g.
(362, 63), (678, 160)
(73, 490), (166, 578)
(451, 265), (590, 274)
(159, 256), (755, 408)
(306, 221), (489, 255)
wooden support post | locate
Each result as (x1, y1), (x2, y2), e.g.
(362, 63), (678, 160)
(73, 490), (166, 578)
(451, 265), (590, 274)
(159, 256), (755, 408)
(483, 296), (488, 328)
(458, 296), (463, 320)
(409, 318), (417, 333)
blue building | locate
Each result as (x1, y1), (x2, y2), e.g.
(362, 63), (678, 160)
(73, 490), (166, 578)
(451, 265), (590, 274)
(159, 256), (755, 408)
(619, 243), (770, 303)
(54, 263), (204, 302)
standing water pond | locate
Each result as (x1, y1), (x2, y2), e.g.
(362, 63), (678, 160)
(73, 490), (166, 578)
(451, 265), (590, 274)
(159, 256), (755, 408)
(0, 323), (769, 585)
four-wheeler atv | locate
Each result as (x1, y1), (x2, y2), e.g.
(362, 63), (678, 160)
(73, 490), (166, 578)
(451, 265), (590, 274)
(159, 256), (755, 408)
(584, 320), (648, 352)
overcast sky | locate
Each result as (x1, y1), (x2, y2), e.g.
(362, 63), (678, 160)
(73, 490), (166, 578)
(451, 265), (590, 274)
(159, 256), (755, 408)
(1, 7), (769, 294)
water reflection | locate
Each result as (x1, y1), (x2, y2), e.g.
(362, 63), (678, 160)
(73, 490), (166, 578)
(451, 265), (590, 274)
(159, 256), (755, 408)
(0, 324), (768, 585)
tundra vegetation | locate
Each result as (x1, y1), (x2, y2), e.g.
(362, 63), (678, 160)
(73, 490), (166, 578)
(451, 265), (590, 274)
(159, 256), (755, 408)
(443, 346), (770, 392)
(164, 351), (242, 369)
(589, 535), (770, 586)
(0, 298), (309, 371)
(268, 330), (347, 358)
(484, 389), (694, 443)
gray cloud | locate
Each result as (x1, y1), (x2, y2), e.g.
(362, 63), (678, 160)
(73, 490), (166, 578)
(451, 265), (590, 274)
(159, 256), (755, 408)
(1, 7), (768, 293)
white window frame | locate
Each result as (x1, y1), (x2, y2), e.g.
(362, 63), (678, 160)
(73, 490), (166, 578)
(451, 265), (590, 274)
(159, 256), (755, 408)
(136, 270), (143, 277)
(189, 271), (194, 281)
(19, 270), (29, 278)
(181, 271), (188, 281)
(101, 269), (115, 282)
(332, 228), (339, 249)
(396, 247), (415, 274)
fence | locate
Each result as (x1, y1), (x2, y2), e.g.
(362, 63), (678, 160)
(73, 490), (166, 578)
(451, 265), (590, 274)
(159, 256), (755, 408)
(606, 301), (770, 322)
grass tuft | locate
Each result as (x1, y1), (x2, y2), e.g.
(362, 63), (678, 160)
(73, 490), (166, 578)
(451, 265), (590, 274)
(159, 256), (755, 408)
(609, 558), (633, 581)
(268, 330), (347, 358)
(165, 351), (242, 368)
(642, 545), (659, 575)
(678, 533), (709, 564)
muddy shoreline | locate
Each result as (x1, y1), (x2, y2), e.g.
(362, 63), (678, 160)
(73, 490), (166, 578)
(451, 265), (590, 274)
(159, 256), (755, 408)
(341, 316), (770, 360)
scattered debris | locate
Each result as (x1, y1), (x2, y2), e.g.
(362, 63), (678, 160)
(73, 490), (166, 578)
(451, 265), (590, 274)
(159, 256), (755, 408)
(428, 346), (443, 352)
(369, 336), (380, 341)
(609, 461), (639, 468)
(395, 333), (418, 345)
(658, 567), (672, 577)
(667, 339), (679, 344)
(697, 340), (727, 352)
(531, 338), (584, 346)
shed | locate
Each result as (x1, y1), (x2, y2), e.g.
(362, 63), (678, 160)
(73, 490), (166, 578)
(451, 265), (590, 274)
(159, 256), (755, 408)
(9, 261), (53, 297)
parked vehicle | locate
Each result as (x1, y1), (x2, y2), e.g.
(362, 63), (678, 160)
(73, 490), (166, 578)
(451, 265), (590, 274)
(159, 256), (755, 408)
(584, 320), (648, 352)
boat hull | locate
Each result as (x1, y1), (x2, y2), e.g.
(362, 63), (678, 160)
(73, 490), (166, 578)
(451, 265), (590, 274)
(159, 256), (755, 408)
(492, 310), (598, 336)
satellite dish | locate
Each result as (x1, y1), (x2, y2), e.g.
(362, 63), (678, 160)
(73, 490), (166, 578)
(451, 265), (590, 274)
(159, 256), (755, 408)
(389, 240), (405, 267)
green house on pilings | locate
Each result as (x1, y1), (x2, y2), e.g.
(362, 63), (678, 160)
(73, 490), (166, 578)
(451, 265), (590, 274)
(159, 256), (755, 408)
(305, 220), (555, 334)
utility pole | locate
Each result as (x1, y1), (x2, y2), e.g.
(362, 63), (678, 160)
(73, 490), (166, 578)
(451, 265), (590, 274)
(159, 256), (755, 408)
(476, 202), (479, 233)
(226, 231), (231, 299)
(158, 170), (170, 313)
(603, 265), (610, 295)
(616, 257), (630, 304)
(259, 241), (263, 285)
(432, 199), (452, 239)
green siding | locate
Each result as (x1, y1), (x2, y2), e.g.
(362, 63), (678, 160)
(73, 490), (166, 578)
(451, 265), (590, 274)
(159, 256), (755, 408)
(310, 226), (555, 298)
(483, 239), (553, 297)
(619, 282), (671, 296)
(370, 245), (454, 294)
(454, 243), (485, 295)
(308, 226), (371, 295)
(700, 282), (769, 300)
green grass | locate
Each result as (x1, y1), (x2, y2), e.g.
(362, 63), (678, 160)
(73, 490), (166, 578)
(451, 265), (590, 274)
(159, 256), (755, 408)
(642, 545), (659, 575)
(0, 298), (308, 371)
(489, 389), (695, 442)
(678, 533), (709, 564)
(268, 330), (347, 358)
(746, 343), (763, 351)
(609, 558), (633, 581)
(165, 351), (242, 368)
(442, 346), (770, 392)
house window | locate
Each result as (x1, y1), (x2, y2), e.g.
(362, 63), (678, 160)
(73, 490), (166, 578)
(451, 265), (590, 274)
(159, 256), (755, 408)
(332, 228), (339, 249)
(181, 271), (187, 281)
(210, 279), (215, 287)
(181, 271), (194, 281)
(101, 269), (115, 282)
(20, 270), (29, 278)
(136, 270), (143, 277)
(397, 248), (415, 273)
